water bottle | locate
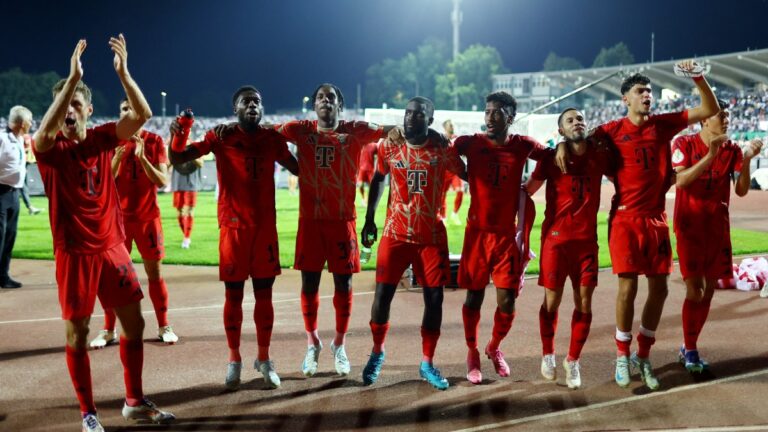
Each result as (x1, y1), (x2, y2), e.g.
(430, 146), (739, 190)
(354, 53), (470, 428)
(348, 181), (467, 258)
(171, 109), (194, 152)
(360, 246), (373, 264)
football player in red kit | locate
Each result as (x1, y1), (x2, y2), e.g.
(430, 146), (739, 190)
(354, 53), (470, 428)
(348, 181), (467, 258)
(169, 86), (298, 391)
(90, 98), (178, 349)
(454, 92), (551, 384)
(33, 36), (174, 432)
(527, 108), (610, 389)
(275, 84), (393, 378)
(360, 97), (465, 390)
(672, 99), (762, 372)
(587, 61), (718, 391)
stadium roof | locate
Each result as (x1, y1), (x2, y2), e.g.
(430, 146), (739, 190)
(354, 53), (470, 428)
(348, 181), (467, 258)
(493, 47), (768, 100)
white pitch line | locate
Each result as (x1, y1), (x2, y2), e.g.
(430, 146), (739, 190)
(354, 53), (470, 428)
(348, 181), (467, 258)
(451, 368), (768, 432)
(0, 290), (377, 325)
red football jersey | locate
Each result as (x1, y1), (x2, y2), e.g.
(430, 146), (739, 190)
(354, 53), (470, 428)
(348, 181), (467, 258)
(594, 112), (688, 215)
(34, 122), (125, 254)
(114, 130), (168, 222)
(191, 125), (290, 228)
(278, 120), (383, 221)
(454, 134), (550, 234)
(531, 143), (609, 242)
(359, 140), (379, 172)
(377, 135), (464, 244)
(671, 133), (743, 228)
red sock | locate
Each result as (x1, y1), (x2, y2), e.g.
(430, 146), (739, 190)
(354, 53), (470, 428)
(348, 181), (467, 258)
(119, 337), (143, 406)
(148, 278), (169, 328)
(104, 308), (117, 331)
(177, 214), (184, 233)
(253, 288), (274, 361)
(487, 308), (515, 352)
(224, 288), (244, 362)
(538, 304), (558, 355)
(683, 297), (713, 351)
(682, 298), (699, 350)
(462, 304), (481, 350)
(453, 191), (464, 213)
(637, 332), (656, 359)
(65, 345), (95, 415)
(333, 289), (353, 345)
(695, 297), (712, 341)
(421, 327), (440, 363)
(186, 215), (194, 238)
(615, 335), (632, 357)
(370, 321), (389, 353)
(568, 310), (592, 361)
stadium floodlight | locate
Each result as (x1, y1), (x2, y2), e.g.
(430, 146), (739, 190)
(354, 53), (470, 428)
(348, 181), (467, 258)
(161, 91), (167, 121)
(302, 96), (310, 114)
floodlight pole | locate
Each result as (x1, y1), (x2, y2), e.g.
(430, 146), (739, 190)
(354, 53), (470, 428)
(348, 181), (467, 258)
(452, 0), (462, 110)
(161, 91), (167, 122)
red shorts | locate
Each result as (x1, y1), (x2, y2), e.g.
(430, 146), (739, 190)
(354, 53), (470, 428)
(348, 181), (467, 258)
(538, 238), (599, 290)
(220, 225), (281, 281)
(124, 217), (165, 260)
(173, 191), (197, 209)
(294, 218), (359, 274)
(375, 236), (450, 287)
(458, 227), (521, 291)
(55, 244), (143, 320)
(609, 212), (672, 275)
(675, 222), (732, 280)
(357, 168), (374, 184)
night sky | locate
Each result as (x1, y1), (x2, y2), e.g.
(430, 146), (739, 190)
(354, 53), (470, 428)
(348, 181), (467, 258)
(3, 0), (768, 116)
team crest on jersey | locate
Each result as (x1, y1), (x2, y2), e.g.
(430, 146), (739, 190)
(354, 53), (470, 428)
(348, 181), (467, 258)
(429, 158), (438, 166)
(338, 134), (348, 145)
(672, 148), (684, 164)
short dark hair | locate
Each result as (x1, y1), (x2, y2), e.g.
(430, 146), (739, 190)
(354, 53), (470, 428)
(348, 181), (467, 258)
(486, 91), (517, 118)
(120, 97), (129, 105)
(52, 79), (92, 103)
(620, 73), (651, 95)
(716, 98), (729, 110)
(557, 107), (580, 128)
(232, 85), (261, 107)
(408, 96), (435, 118)
(311, 83), (345, 111)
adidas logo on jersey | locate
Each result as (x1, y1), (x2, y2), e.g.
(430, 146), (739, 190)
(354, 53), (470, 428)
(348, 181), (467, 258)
(394, 160), (406, 169)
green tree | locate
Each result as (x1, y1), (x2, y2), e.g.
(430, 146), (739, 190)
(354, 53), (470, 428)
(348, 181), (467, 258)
(364, 38), (449, 108)
(592, 42), (635, 68)
(543, 52), (583, 71)
(435, 44), (507, 110)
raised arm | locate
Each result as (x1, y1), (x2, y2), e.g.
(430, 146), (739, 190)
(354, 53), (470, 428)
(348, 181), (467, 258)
(678, 60), (719, 125)
(134, 135), (168, 187)
(34, 40), (86, 154)
(111, 144), (127, 177)
(110, 34), (152, 141)
(735, 138), (763, 197)
(168, 120), (202, 165)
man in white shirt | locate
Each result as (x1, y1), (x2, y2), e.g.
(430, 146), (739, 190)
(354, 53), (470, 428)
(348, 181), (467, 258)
(0, 105), (32, 289)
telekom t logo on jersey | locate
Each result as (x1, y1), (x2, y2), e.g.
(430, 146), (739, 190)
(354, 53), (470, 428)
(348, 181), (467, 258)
(488, 163), (509, 187)
(315, 146), (335, 168)
(407, 169), (428, 193)
(570, 176), (590, 200)
(634, 147), (656, 169)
